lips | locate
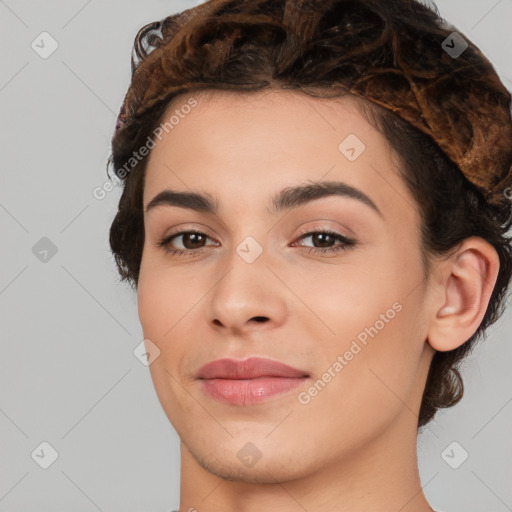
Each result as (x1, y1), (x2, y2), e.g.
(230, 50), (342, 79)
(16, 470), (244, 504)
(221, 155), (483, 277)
(197, 357), (310, 405)
(197, 357), (309, 379)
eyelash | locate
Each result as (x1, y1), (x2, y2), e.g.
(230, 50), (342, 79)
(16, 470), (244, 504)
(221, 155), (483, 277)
(156, 228), (356, 257)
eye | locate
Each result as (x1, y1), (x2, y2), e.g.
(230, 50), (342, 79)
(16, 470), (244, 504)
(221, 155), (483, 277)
(157, 230), (218, 257)
(293, 229), (356, 255)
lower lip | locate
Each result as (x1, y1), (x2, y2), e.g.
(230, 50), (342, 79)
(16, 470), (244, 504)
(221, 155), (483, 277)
(200, 377), (308, 405)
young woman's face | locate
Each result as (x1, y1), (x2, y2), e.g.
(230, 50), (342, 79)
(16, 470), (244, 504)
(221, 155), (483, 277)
(138, 89), (436, 482)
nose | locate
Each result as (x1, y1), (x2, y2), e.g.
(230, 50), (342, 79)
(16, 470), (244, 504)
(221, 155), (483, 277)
(207, 249), (288, 336)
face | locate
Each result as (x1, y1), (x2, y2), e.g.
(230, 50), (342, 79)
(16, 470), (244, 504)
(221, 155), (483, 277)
(137, 89), (435, 483)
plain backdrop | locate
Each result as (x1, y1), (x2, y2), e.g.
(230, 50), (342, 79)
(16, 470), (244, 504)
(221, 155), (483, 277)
(1, 1), (511, 511)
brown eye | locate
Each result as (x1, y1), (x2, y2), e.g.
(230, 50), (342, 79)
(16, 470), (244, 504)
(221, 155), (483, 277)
(157, 230), (217, 256)
(294, 229), (356, 255)
(178, 232), (207, 249)
(305, 232), (337, 248)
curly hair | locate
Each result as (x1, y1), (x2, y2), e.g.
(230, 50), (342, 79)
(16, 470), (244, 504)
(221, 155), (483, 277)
(107, 0), (512, 428)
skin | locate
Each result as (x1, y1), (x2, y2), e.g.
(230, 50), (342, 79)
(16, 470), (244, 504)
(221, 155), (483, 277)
(136, 89), (499, 512)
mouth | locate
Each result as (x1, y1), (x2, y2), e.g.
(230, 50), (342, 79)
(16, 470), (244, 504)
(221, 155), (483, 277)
(196, 357), (310, 405)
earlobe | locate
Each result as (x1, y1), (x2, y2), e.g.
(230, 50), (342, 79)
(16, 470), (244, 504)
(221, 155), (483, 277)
(427, 237), (500, 352)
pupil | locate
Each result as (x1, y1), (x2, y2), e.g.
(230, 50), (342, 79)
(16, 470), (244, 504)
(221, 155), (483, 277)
(186, 233), (203, 248)
(314, 233), (332, 247)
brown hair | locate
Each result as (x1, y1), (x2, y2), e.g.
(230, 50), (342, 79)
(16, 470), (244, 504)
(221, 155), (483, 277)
(107, 0), (512, 428)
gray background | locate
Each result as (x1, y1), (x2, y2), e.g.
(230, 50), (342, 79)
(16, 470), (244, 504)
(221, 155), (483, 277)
(0, 1), (511, 511)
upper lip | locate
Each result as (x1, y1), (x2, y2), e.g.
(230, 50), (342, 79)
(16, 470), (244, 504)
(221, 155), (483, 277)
(196, 357), (309, 379)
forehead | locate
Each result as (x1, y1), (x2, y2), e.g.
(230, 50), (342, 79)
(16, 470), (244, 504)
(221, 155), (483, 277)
(147, 88), (377, 160)
(142, 88), (412, 221)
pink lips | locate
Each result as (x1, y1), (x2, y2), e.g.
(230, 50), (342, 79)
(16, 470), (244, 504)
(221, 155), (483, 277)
(197, 357), (310, 405)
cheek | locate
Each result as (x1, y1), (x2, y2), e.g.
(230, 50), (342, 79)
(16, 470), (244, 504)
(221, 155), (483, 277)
(293, 246), (413, 331)
(137, 265), (191, 399)
(137, 273), (161, 335)
(304, 242), (425, 373)
(137, 251), (174, 336)
(137, 253), (208, 345)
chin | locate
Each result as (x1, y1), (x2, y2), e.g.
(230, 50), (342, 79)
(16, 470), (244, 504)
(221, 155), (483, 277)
(186, 441), (311, 484)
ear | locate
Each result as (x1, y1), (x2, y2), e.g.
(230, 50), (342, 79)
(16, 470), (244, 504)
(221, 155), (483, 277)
(427, 237), (500, 352)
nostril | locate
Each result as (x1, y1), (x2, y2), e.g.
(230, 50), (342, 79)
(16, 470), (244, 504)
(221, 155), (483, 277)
(252, 316), (269, 323)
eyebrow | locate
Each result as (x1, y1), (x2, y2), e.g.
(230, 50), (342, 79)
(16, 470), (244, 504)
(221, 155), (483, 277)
(145, 180), (383, 218)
